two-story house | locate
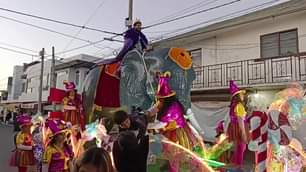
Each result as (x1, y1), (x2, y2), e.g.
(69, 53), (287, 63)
(154, 0), (306, 105)
(17, 54), (100, 113)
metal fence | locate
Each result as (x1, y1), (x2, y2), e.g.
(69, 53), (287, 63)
(192, 54), (306, 89)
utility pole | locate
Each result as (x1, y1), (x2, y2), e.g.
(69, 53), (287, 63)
(38, 48), (44, 116)
(127, 0), (133, 28)
(51, 46), (56, 112)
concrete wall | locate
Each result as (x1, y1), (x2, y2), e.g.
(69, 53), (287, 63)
(10, 66), (24, 100)
(18, 60), (52, 102)
(169, 10), (306, 66)
(56, 67), (89, 93)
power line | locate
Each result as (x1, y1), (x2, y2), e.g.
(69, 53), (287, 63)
(49, 39), (106, 57)
(0, 46), (36, 56)
(150, 0), (281, 39)
(0, 6), (122, 36)
(0, 42), (38, 53)
(0, 15), (108, 50)
(166, 7), (306, 42)
(152, 0), (292, 39)
(147, 0), (220, 25)
(143, 0), (241, 29)
(62, 0), (107, 54)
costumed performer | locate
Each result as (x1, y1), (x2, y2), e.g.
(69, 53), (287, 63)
(226, 80), (248, 168)
(115, 20), (150, 62)
(32, 120), (44, 172)
(42, 119), (74, 172)
(10, 114), (36, 172)
(154, 71), (202, 150)
(62, 81), (83, 127)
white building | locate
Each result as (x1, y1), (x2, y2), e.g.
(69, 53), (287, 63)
(154, 0), (306, 103)
(8, 66), (24, 101)
(55, 54), (100, 93)
(16, 54), (100, 111)
(154, 0), (306, 145)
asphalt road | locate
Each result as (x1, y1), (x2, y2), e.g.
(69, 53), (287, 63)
(0, 124), (17, 172)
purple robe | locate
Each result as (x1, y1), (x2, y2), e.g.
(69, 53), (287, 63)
(116, 28), (148, 61)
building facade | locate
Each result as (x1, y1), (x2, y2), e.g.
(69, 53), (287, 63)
(154, 0), (306, 103)
(8, 66), (24, 101)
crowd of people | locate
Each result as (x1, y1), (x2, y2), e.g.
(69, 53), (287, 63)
(5, 18), (306, 172)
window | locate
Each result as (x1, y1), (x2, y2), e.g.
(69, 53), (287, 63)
(21, 83), (26, 92)
(75, 70), (80, 86)
(189, 49), (202, 67)
(261, 29), (298, 58)
(43, 74), (49, 90)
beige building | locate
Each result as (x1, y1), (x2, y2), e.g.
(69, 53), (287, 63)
(154, 0), (306, 103)
(154, 0), (306, 144)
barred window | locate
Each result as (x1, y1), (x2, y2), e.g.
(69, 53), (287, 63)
(261, 29), (298, 58)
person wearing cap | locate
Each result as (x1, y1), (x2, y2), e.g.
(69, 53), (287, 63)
(115, 19), (150, 62)
(10, 114), (36, 172)
(226, 80), (248, 168)
(42, 119), (74, 172)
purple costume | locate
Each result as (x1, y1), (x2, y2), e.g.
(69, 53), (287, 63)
(116, 28), (148, 61)
(226, 81), (247, 167)
(160, 101), (187, 128)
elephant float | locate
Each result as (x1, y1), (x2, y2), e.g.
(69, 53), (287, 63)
(81, 47), (200, 131)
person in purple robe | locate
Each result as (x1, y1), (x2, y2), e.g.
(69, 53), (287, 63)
(116, 20), (149, 61)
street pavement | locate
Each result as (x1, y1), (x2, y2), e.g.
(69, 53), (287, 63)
(0, 124), (17, 172)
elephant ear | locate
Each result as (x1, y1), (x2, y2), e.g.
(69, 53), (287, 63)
(161, 53), (196, 111)
(120, 50), (151, 111)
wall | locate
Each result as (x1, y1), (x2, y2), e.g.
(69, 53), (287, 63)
(18, 60), (53, 102)
(10, 66), (24, 100)
(176, 10), (306, 66)
(56, 67), (89, 93)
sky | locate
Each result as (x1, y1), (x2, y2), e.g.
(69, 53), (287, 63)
(0, 0), (288, 90)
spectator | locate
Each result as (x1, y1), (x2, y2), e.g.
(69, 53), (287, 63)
(112, 131), (149, 172)
(6, 110), (12, 124)
(113, 107), (156, 139)
(74, 147), (114, 172)
(0, 110), (4, 123)
(13, 111), (21, 132)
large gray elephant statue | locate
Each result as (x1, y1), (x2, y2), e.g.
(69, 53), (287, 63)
(82, 47), (195, 124)
(120, 48), (195, 112)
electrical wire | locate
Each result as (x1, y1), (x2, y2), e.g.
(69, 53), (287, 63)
(147, 0), (220, 25)
(0, 42), (38, 53)
(0, 6), (121, 36)
(153, 2), (305, 43)
(143, 0), (240, 29)
(62, 0), (107, 54)
(0, 15), (107, 50)
(0, 46), (36, 56)
(150, 0), (282, 39)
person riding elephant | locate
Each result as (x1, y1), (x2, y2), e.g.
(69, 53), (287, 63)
(116, 19), (150, 62)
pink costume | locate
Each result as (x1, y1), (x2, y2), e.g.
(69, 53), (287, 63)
(226, 80), (247, 166)
(156, 72), (198, 150)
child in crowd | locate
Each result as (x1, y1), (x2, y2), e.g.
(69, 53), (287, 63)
(42, 119), (74, 172)
(10, 114), (36, 172)
(74, 147), (114, 172)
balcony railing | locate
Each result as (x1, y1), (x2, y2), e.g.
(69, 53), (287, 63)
(192, 54), (306, 90)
